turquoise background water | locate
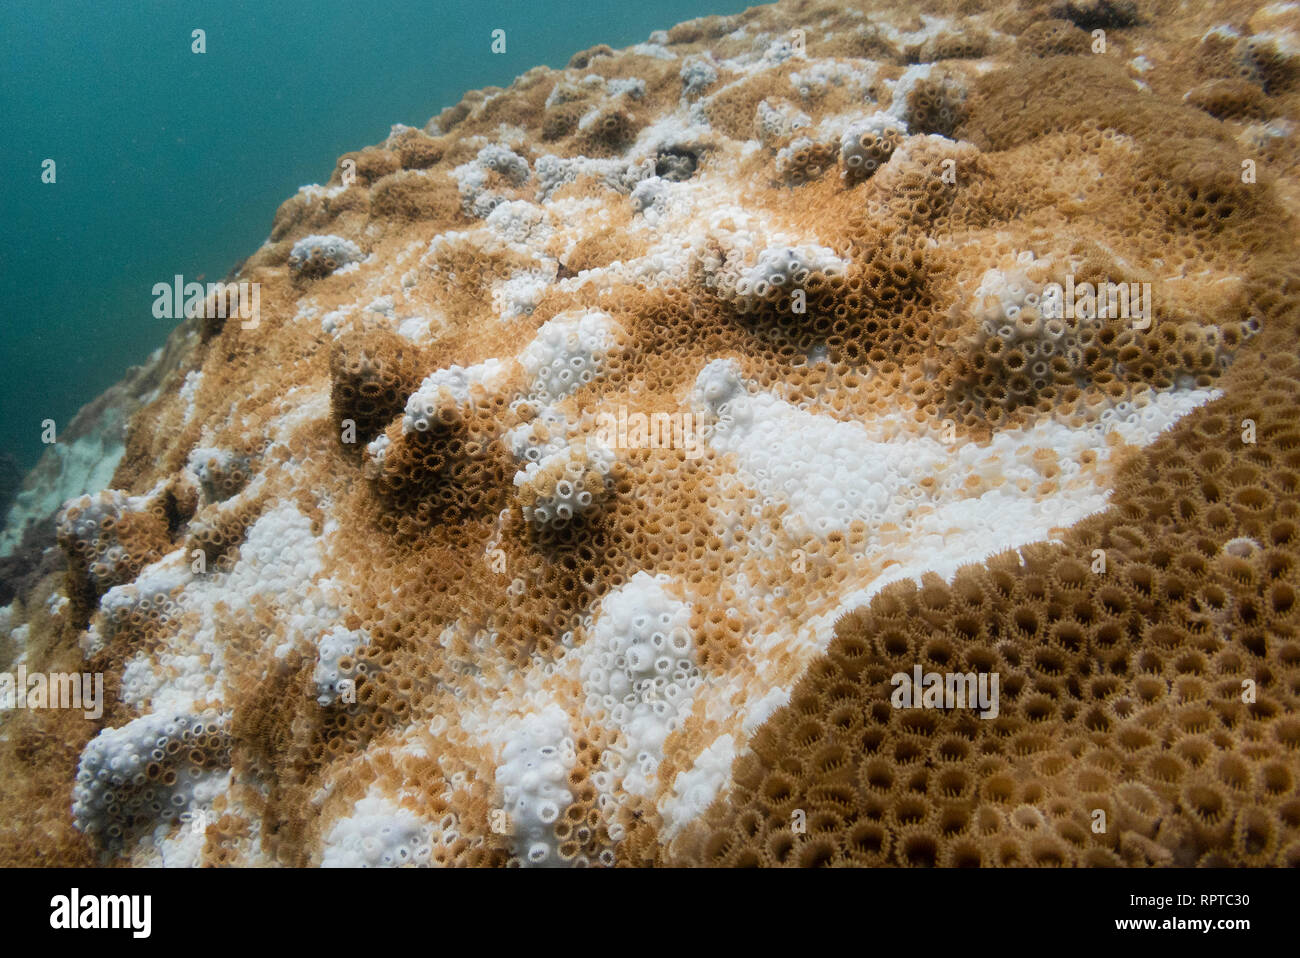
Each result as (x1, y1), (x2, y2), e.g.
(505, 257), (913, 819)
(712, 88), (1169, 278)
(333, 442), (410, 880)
(0, 0), (752, 485)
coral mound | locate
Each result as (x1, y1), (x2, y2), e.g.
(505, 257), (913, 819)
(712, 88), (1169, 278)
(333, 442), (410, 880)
(3, 0), (1300, 867)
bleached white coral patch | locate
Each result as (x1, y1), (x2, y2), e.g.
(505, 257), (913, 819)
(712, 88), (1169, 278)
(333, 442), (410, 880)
(454, 144), (531, 217)
(485, 200), (553, 246)
(396, 314), (432, 341)
(288, 235), (363, 275)
(504, 405), (571, 464)
(403, 359), (512, 434)
(5, 620), (30, 671)
(839, 111), (906, 171)
(121, 502), (333, 715)
(178, 370), (202, 422)
(320, 309), (348, 335)
(364, 433), (391, 473)
(145, 768), (231, 867)
(56, 489), (156, 593)
(119, 652), (164, 711)
(693, 357), (750, 410)
(492, 268), (556, 321)
(72, 710), (229, 846)
(791, 59), (875, 99)
(320, 792), (434, 867)
(314, 624), (370, 706)
(694, 360), (1222, 545)
(631, 41), (678, 60)
(546, 74), (605, 108)
(187, 446), (249, 503)
(91, 558), (190, 657)
(607, 77), (647, 99)
(659, 734), (736, 839)
(761, 31), (808, 64)
(513, 438), (616, 527)
(680, 54), (720, 95)
(630, 175), (671, 214)
(533, 154), (634, 202)
(579, 572), (700, 797)
(756, 98), (811, 144)
(730, 244), (848, 310)
(520, 309), (627, 403)
(495, 706), (575, 867)
(887, 63), (936, 121)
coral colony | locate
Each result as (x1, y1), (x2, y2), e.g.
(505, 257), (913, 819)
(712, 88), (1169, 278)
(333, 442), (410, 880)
(3, 0), (1300, 869)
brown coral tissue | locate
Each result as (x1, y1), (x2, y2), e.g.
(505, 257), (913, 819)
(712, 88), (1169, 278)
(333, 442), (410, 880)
(4, 0), (1300, 875)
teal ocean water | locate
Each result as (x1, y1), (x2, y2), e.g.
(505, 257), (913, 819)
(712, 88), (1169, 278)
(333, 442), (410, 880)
(0, 0), (751, 489)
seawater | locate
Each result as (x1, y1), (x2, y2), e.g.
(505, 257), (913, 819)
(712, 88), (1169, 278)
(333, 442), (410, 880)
(0, 0), (750, 503)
